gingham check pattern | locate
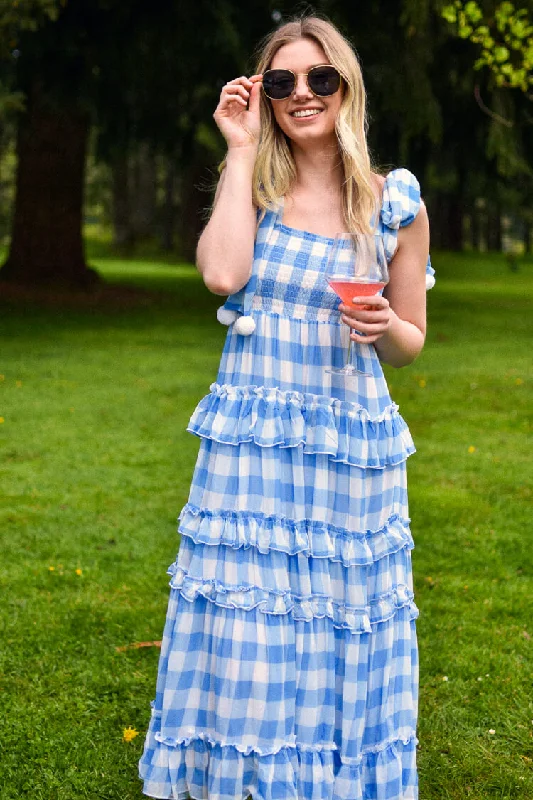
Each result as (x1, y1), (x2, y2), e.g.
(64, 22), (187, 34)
(139, 169), (425, 800)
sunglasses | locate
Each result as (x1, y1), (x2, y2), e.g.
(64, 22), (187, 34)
(262, 64), (342, 100)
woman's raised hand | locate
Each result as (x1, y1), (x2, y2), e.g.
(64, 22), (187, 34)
(213, 74), (263, 151)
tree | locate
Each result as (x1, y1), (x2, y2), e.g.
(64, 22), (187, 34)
(440, 1), (533, 249)
(0, 0), (275, 286)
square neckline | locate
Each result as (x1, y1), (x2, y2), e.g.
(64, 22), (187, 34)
(274, 197), (349, 243)
(273, 197), (381, 244)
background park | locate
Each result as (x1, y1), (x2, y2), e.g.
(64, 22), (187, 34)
(0, 1), (532, 798)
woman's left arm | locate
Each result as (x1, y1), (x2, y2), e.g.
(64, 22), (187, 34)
(338, 203), (430, 368)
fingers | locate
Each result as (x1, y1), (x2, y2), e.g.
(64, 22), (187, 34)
(350, 331), (382, 344)
(351, 295), (387, 307)
(339, 299), (388, 318)
(221, 84), (250, 109)
(339, 297), (390, 340)
(218, 75), (263, 113)
(341, 316), (388, 335)
(248, 78), (262, 114)
(339, 306), (389, 323)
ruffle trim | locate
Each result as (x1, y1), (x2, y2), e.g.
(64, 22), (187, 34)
(178, 504), (414, 568)
(152, 727), (418, 762)
(187, 383), (415, 469)
(167, 564), (419, 632)
(380, 168), (421, 231)
(139, 707), (419, 800)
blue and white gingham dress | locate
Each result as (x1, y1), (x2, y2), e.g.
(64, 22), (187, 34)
(139, 168), (434, 800)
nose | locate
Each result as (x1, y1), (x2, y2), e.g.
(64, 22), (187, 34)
(292, 73), (313, 100)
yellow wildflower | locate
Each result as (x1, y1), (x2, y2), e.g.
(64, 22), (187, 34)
(515, 378), (523, 386)
(123, 726), (139, 743)
(418, 379), (426, 388)
(0, 418), (4, 424)
(75, 568), (82, 576)
(468, 446), (476, 453)
(49, 566), (55, 571)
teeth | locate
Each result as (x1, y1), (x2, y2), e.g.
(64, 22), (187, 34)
(292, 109), (321, 117)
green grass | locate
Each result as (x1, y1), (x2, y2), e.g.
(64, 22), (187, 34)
(0, 245), (532, 799)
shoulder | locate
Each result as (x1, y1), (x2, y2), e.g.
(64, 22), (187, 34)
(370, 171), (386, 204)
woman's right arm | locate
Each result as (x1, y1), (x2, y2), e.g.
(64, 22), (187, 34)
(196, 75), (263, 296)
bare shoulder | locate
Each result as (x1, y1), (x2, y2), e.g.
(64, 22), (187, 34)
(370, 171), (386, 207)
(397, 199), (430, 252)
(372, 172), (386, 190)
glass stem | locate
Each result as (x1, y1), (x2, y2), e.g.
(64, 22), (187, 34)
(346, 334), (353, 368)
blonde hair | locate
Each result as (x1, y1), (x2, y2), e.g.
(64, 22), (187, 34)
(218, 15), (378, 235)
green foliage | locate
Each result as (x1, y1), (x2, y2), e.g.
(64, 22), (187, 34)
(442, 1), (533, 92)
(0, 0), (64, 116)
(0, 0), (64, 57)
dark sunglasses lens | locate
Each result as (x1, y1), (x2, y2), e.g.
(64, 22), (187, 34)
(263, 70), (295, 99)
(308, 66), (341, 96)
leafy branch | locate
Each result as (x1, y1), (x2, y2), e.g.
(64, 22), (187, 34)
(442, 1), (533, 95)
(0, 0), (65, 59)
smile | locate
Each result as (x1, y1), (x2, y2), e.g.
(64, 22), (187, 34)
(290, 109), (323, 118)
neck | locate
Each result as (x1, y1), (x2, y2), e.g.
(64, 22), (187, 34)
(290, 139), (344, 195)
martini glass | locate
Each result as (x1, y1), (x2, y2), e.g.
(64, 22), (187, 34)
(325, 233), (389, 376)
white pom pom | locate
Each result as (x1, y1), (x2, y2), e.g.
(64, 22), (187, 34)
(234, 315), (256, 336)
(217, 306), (239, 325)
(426, 274), (436, 290)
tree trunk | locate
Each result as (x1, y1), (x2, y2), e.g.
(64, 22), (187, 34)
(430, 193), (463, 251)
(111, 151), (133, 248)
(447, 193), (463, 251)
(523, 222), (531, 255)
(178, 149), (214, 263)
(131, 141), (157, 241)
(1, 82), (98, 288)
(471, 208), (482, 251)
(161, 157), (176, 252)
(486, 203), (502, 252)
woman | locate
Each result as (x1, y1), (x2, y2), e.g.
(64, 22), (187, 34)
(139, 15), (432, 800)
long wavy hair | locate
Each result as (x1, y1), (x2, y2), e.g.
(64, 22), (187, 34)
(218, 15), (379, 235)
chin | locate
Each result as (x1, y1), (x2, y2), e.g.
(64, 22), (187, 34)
(288, 126), (336, 146)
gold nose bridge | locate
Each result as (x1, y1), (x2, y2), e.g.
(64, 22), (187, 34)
(293, 71), (312, 94)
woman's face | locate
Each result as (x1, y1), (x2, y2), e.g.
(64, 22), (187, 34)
(267, 38), (343, 147)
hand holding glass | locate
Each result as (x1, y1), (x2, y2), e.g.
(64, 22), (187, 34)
(326, 233), (389, 376)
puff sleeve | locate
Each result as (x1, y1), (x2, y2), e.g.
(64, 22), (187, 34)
(380, 168), (435, 290)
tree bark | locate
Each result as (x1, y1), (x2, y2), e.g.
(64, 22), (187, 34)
(447, 193), (464, 251)
(131, 142), (157, 242)
(429, 193), (463, 251)
(111, 151), (133, 249)
(1, 82), (98, 288)
(523, 221), (531, 255)
(486, 203), (502, 252)
(161, 157), (176, 252)
(471, 208), (482, 251)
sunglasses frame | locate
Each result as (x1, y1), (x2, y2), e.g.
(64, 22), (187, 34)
(261, 64), (342, 101)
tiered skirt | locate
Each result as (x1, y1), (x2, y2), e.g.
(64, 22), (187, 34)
(139, 382), (420, 800)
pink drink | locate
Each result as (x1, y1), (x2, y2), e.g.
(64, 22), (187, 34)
(328, 279), (386, 310)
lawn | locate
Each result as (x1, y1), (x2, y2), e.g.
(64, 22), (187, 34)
(0, 246), (532, 799)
